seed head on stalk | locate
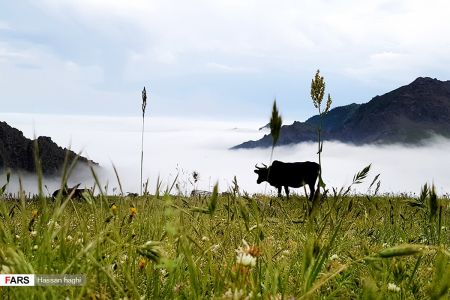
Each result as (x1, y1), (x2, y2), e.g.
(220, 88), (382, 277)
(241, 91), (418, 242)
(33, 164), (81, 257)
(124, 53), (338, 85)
(264, 100), (282, 195)
(142, 87), (147, 117)
(270, 99), (282, 149)
(309, 70), (332, 197)
(140, 86), (148, 196)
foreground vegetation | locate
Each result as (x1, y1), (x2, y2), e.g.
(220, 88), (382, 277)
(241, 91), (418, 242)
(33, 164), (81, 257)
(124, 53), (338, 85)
(1, 177), (450, 299)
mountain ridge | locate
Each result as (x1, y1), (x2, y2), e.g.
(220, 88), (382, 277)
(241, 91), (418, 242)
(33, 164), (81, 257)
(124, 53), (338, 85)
(233, 77), (450, 149)
(0, 121), (97, 175)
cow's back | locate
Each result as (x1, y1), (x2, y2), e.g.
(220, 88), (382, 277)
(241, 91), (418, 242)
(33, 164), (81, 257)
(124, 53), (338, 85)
(268, 160), (319, 187)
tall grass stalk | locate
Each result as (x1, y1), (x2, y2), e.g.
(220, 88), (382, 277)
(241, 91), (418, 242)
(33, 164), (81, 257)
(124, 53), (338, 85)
(265, 99), (282, 194)
(269, 99), (282, 164)
(310, 70), (332, 195)
(140, 86), (148, 196)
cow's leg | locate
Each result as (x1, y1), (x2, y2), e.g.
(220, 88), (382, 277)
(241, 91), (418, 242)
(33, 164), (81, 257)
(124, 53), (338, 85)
(277, 186), (282, 198)
(308, 183), (315, 201)
(284, 186), (290, 199)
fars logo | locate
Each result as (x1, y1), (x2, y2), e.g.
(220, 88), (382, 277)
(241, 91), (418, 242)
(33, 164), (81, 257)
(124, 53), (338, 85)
(0, 274), (35, 286)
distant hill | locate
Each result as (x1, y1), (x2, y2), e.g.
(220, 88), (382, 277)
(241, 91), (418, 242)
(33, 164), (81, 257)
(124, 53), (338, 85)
(0, 121), (97, 175)
(233, 77), (450, 149)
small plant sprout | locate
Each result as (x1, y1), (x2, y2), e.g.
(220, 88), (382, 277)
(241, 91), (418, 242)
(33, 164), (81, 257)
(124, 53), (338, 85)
(140, 86), (148, 196)
(0, 169), (10, 195)
(137, 241), (162, 263)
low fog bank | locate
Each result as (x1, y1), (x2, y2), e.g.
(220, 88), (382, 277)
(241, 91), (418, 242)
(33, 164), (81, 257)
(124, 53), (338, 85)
(1, 113), (449, 197)
(1, 165), (100, 198)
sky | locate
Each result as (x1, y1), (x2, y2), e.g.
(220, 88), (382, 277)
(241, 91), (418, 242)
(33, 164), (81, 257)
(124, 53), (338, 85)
(1, 1), (450, 121)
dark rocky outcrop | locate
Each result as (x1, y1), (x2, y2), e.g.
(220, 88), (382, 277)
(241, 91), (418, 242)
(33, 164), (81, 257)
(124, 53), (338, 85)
(233, 77), (450, 149)
(0, 121), (97, 175)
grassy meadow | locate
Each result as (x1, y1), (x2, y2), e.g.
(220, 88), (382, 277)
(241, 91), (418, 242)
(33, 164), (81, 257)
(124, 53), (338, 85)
(1, 171), (450, 299)
(1, 73), (449, 299)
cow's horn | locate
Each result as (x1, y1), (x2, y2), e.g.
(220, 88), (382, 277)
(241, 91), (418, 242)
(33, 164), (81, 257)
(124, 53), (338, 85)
(255, 163), (263, 169)
(262, 163), (267, 168)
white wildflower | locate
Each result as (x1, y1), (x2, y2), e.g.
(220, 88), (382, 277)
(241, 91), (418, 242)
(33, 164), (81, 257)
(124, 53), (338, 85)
(30, 231), (37, 237)
(201, 236), (209, 242)
(15, 235), (20, 239)
(387, 283), (400, 292)
(211, 244), (220, 252)
(160, 268), (168, 277)
(330, 254), (339, 260)
(236, 253), (256, 267)
(249, 224), (262, 231)
(109, 264), (117, 272)
(223, 288), (244, 299)
(0, 265), (12, 274)
(120, 254), (128, 264)
(47, 219), (61, 229)
(173, 283), (183, 293)
(235, 239), (259, 267)
(66, 235), (73, 242)
(33, 245), (38, 250)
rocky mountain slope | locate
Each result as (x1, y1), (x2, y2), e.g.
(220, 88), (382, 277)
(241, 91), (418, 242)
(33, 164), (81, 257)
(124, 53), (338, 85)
(0, 121), (97, 175)
(233, 77), (450, 149)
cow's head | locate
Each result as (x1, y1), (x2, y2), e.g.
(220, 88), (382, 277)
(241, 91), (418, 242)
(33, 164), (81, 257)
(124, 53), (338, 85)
(254, 163), (268, 184)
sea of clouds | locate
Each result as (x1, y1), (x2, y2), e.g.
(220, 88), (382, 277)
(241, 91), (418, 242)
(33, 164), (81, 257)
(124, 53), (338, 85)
(1, 113), (449, 197)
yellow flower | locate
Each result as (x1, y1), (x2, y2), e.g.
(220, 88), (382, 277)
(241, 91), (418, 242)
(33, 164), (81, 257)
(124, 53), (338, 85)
(138, 258), (146, 270)
(111, 204), (118, 215)
(31, 209), (38, 219)
(130, 207), (137, 217)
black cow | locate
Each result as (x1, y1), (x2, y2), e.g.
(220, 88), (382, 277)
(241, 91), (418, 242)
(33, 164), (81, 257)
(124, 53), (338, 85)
(254, 160), (320, 200)
(71, 188), (91, 199)
(191, 189), (212, 197)
(52, 184), (91, 200)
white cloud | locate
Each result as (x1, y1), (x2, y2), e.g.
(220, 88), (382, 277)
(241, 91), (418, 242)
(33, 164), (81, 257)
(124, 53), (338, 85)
(206, 62), (256, 74)
(0, 44), (33, 62)
(343, 52), (413, 82)
(0, 21), (10, 30)
(33, 0), (450, 78)
(0, 41), (121, 114)
(2, 113), (449, 196)
(2, 1), (450, 118)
